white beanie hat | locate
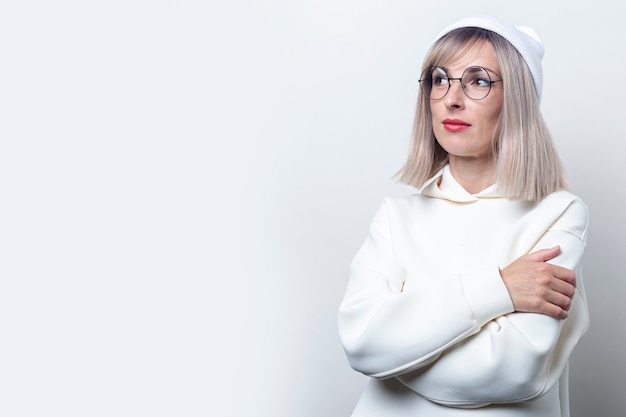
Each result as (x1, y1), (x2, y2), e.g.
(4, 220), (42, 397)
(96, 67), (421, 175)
(435, 15), (545, 101)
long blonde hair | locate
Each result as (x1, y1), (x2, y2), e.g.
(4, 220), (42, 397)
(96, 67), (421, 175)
(395, 27), (568, 201)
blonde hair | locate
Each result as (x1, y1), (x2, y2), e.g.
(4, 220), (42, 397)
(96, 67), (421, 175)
(395, 28), (569, 201)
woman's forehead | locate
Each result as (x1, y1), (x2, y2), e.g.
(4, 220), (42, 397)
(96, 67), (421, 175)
(440, 40), (500, 74)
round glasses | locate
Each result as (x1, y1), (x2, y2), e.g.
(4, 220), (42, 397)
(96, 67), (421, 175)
(419, 66), (502, 100)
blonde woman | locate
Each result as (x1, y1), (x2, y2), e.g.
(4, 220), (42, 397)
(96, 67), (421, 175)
(338, 16), (589, 417)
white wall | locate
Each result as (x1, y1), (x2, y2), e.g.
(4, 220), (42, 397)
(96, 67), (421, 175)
(1, 1), (623, 416)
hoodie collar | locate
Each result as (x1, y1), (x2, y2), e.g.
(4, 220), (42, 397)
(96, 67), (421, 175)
(420, 165), (502, 202)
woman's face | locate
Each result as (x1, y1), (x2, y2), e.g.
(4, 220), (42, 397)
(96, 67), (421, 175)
(430, 40), (503, 165)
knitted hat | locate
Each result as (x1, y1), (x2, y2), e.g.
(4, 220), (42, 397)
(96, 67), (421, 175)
(435, 15), (545, 101)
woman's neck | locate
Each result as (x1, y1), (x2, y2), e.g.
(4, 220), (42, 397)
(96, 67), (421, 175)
(448, 156), (496, 194)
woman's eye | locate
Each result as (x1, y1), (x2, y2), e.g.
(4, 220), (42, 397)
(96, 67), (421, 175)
(433, 76), (448, 86)
(475, 77), (490, 87)
(465, 76), (490, 87)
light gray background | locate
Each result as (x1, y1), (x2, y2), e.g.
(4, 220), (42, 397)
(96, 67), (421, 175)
(1, 1), (622, 416)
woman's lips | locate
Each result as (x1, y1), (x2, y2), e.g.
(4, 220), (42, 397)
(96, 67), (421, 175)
(442, 119), (471, 132)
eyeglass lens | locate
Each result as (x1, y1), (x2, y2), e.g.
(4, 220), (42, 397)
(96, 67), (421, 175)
(419, 66), (493, 100)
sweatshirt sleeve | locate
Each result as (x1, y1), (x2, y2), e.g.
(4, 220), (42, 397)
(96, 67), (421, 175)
(396, 198), (590, 407)
(337, 201), (515, 378)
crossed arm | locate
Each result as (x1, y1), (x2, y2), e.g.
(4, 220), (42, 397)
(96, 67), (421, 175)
(338, 199), (589, 406)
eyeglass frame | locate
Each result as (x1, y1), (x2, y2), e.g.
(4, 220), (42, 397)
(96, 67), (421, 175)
(418, 66), (503, 101)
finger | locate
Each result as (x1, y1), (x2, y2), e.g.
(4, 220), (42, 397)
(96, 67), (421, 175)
(552, 306), (569, 320)
(546, 290), (573, 313)
(537, 299), (569, 319)
(549, 265), (577, 286)
(527, 245), (561, 263)
(550, 279), (576, 299)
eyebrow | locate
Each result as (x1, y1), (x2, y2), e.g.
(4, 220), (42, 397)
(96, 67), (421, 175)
(482, 66), (501, 77)
(440, 65), (501, 78)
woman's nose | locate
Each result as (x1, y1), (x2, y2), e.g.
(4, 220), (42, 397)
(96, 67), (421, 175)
(444, 79), (465, 108)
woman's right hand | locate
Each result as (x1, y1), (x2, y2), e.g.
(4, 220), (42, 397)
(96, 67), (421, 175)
(500, 246), (576, 319)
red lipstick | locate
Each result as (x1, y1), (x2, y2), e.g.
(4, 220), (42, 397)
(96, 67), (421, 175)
(443, 118), (471, 132)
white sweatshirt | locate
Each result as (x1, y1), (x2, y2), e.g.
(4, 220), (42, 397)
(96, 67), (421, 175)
(338, 165), (589, 417)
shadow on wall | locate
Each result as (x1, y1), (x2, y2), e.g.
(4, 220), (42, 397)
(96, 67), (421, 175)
(568, 199), (625, 417)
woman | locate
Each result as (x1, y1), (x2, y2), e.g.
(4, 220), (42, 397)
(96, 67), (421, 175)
(337, 15), (589, 417)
